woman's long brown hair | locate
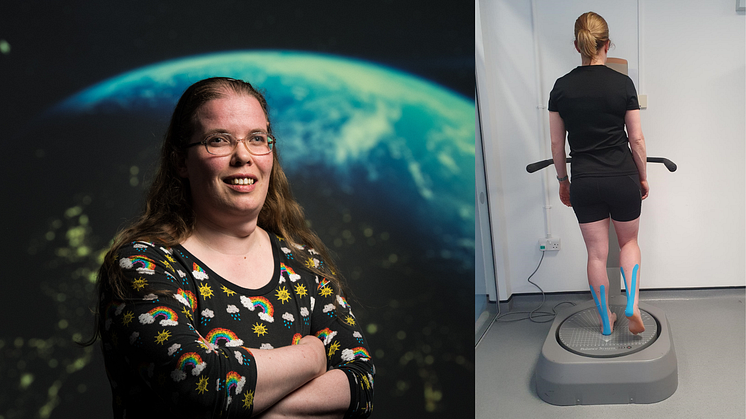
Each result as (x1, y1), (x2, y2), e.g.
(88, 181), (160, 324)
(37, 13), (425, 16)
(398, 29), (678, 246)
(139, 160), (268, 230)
(82, 77), (345, 345)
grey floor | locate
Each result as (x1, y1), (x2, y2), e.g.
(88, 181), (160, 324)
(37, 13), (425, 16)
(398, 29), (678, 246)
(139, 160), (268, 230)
(476, 288), (746, 419)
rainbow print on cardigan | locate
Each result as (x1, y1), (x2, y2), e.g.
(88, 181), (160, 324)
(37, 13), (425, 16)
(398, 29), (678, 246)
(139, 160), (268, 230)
(248, 297), (274, 316)
(225, 371), (246, 395)
(341, 347), (371, 362)
(104, 301), (123, 318)
(176, 288), (197, 311)
(243, 296), (275, 323)
(317, 278), (331, 290)
(280, 263), (301, 281)
(119, 255), (157, 274)
(150, 306), (177, 318)
(315, 328), (333, 341)
(206, 328), (244, 347)
(351, 347), (370, 358)
(171, 352), (207, 382)
(192, 262), (208, 280)
(292, 333), (302, 345)
(138, 306), (178, 326)
(176, 352), (204, 371)
(315, 327), (337, 345)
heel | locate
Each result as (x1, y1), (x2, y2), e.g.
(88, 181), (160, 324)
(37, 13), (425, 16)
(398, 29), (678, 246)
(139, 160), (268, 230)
(622, 265), (638, 317)
(590, 285), (612, 335)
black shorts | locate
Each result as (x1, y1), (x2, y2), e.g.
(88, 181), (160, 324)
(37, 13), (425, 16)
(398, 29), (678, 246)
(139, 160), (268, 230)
(570, 175), (642, 224)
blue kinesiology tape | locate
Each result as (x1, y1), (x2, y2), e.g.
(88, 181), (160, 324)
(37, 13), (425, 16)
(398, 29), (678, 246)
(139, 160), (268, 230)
(621, 264), (639, 317)
(590, 284), (611, 335)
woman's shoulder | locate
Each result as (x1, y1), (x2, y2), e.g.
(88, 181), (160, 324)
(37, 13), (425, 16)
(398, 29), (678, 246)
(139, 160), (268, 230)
(601, 64), (632, 78)
(117, 240), (174, 257)
(273, 234), (318, 261)
(273, 235), (328, 274)
(552, 67), (585, 89)
(116, 241), (190, 273)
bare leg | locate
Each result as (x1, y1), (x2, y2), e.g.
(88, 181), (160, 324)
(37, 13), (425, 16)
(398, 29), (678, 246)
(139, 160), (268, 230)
(613, 217), (645, 334)
(579, 218), (617, 335)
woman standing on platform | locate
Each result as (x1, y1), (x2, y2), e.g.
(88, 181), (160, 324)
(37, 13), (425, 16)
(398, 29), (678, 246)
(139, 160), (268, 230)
(549, 12), (648, 336)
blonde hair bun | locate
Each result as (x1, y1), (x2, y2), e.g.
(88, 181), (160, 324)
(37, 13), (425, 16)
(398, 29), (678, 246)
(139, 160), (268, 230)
(574, 12), (609, 61)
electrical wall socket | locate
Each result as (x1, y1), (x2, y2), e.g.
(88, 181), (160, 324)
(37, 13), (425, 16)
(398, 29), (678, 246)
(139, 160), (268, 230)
(539, 237), (561, 252)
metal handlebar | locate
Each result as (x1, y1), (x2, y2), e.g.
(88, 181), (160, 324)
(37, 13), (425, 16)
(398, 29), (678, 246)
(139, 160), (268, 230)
(526, 157), (677, 174)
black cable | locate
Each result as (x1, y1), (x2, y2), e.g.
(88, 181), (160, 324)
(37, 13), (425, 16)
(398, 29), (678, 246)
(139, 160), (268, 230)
(494, 251), (576, 324)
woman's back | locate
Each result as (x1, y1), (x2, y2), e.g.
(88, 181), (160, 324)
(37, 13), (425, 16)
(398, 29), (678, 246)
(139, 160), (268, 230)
(549, 65), (640, 178)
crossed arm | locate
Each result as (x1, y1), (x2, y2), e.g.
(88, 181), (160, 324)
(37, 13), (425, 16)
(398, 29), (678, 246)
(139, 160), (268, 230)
(252, 337), (350, 418)
(255, 365), (350, 418)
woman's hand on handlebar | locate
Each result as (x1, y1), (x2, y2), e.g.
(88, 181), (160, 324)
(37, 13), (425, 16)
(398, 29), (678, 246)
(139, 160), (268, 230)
(559, 181), (571, 207)
(640, 179), (649, 200)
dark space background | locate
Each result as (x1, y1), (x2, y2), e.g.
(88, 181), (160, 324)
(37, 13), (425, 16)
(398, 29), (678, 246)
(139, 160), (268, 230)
(0, 2), (474, 418)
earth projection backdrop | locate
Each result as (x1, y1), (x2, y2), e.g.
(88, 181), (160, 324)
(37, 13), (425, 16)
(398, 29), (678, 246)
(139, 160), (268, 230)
(1, 51), (474, 417)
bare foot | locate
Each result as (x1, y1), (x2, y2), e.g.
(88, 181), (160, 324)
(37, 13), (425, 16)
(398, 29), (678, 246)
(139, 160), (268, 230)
(600, 311), (617, 335)
(627, 309), (645, 334)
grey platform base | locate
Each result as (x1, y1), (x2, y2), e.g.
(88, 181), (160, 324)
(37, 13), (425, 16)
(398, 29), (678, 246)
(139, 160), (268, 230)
(535, 296), (678, 405)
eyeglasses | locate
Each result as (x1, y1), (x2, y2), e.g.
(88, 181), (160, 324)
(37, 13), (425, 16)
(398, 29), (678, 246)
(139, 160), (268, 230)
(185, 132), (275, 156)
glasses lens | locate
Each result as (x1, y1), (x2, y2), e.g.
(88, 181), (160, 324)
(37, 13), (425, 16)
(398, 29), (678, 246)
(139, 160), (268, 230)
(246, 133), (274, 155)
(205, 134), (233, 156)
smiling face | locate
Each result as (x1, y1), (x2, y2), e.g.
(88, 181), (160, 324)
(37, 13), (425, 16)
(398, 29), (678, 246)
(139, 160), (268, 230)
(179, 92), (274, 225)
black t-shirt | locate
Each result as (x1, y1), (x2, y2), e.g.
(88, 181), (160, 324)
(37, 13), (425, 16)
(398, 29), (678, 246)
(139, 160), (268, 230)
(548, 65), (640, 179)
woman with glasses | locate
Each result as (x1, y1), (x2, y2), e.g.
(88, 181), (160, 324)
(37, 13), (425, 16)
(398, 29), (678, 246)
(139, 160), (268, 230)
(93, 77), (374, 418)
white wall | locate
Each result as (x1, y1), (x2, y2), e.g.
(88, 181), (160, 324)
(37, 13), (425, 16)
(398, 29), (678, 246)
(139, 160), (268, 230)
(477, 0), (746, 299)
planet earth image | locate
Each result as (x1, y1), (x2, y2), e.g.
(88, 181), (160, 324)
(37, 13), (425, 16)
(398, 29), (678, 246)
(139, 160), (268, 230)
(0, 51), (474, 417)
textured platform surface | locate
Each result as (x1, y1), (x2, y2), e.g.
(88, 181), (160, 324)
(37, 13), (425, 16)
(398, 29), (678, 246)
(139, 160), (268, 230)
(557, 305), (658, 357)
(476, 288), (745, 419)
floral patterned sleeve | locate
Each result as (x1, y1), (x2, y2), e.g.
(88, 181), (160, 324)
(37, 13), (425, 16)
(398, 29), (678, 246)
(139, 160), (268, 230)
(303, 255), (375, 418)
(100, 242), (258, 418)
